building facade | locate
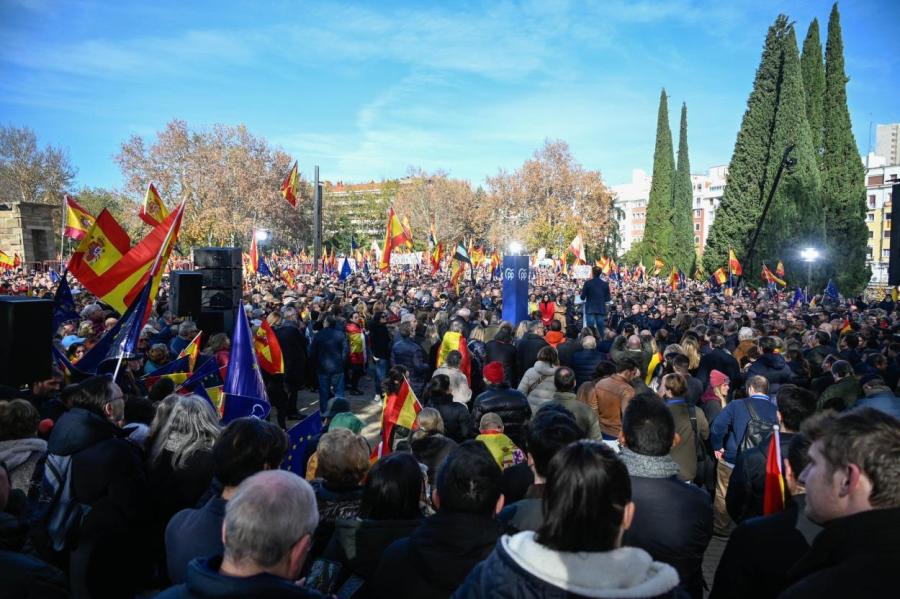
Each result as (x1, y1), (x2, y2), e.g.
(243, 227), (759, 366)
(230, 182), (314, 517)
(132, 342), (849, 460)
(611, 165), (727, 255)
(865, 158), (900, 285)
(875, 123), (900, 167)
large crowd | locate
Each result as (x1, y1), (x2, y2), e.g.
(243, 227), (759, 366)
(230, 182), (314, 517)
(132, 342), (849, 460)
(1, 260), (899, 599)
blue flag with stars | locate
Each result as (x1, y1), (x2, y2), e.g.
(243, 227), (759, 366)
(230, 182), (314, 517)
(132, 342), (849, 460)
(52, 270), (80, 331)
(824, 279), (839, 301)
(223, 301), (270, 423)
(789, 287), (806, 308)
(339, 257), (352, 282)
(281, 411), (323, 477)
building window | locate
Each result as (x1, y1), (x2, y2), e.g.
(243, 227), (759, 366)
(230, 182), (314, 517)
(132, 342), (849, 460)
(869, 195), (877, 208)
(884, 249), (891, 259)
(867, 213), (875, 221)
(869, 175), (885, 186)
(694, 223), (700, 231)
(694, 236), (700, 244)
(885, 230), (891, 238)
(869, 230), (874, 238)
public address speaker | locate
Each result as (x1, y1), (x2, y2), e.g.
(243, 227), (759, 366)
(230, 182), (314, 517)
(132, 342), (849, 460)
(170, 271), (203, 319)
(0, 297), (53, 387)
(889, 184), (900, 286)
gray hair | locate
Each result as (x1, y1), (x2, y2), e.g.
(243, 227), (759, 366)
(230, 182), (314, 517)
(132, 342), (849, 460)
(738, 327), (754, 341)
(581, 336), (597, 349)
(178, 320), (198, 337)
(149, 394), (221, 470)
(224, 470), (319, 568)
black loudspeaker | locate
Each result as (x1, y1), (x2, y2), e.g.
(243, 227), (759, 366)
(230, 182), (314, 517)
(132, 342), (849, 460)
(201, 288), (239, 310)
(199, 268), (243, 289)
(170, 271), (203, 319)
(0, 297), (53, 386)
(197, 309), (236, 338)
(193, 247), (242, 269)
(889, 184), (900, 286)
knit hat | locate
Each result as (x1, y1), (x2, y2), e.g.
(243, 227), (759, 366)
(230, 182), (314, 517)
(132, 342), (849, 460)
(483, 361), (505, 385)
(328, 412), (364, 435)
(710, 369), (730, 387)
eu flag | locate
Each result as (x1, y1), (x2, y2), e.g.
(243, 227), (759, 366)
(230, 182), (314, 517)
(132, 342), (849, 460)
(52, 271), (80, 331)
(824, 279), (839, 301)
(281, 411), (323, 477)
(76, 280), (152, 374)
(339, 257), (352, 282)
(257, 254), (273, 277)
(223, 301), (270, 423)
(789, 287), (806, 308)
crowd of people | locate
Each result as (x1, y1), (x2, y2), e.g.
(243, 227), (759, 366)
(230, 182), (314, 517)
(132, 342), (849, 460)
(1, 260), (899, 598)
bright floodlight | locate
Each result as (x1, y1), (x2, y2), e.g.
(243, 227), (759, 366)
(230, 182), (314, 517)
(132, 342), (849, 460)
(255, 230), (269, 241)
(508, 241), (523, 254)
(801, 247), (819, 262)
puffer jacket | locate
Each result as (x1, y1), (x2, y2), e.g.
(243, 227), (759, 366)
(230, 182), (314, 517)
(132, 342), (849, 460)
(472, 384), (532, 448)
(517, 361), (559, 413)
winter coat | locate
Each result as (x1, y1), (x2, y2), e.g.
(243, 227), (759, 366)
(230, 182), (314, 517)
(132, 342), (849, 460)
(588, 373), (636, 438)
(710, 496), (821, 599)
(165, 494), (227, 585)
(780, 507), (900, 599)
(538, 301), (556, 327)
(452, 531), (682, 599)
(391, 337), (431, 395)
(427, 391), (474, 442)
(0, 437), (46, 492)
(571, 349), (608, 389)
(726, 431), (796, 524)
(410, 433), (457, 484)
(367, 312), (392, 360)
(497, 485), (544, 534)
(545, 391), (603, 440)
(555, 339), (581, 367)
(517, 361), (559, 413)
(856, 389), (900, 419)
(620, 449), (713, 599)
(275, 321), (308, 386)
(696, 348), (741, 389)
(543, 330), (566, 348)
(472, 385), (532, 449)
(515, 333), (549, 382)
(322, 517), (422, 591)
(610, 336), (655, 377)
(310, 327), (349, 375)
(485, 339), (517, 385)
(0, 510), (69, 599)
(433, 366), (473, 404)
(709, 395), (778, 464)
(580, 276), (612, 315)
(310, 481), (364, 562)
(816, 376), (862, 412)
(665, 399), (709, 482)
(372, 510), (503, 599)
(154, 556), (325, 599)
(746, 353), (793, 392)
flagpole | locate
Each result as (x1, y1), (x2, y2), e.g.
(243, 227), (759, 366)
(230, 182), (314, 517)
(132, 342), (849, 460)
(59, 194), (67, 264)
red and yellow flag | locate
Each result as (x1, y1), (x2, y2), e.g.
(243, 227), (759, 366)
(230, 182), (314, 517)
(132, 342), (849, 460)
(178, 331), (203, 371)
(668, 267), (679, 291)
(379, 207), (411, 270)
(449, 258), (465, 293)
(139, 182), (169, 227)
(436, 330), (471, 385)
(431, 242), (443, 275)
(490, 249), (501, 273)
(762, 264), (786, 286)
(63, 194), (95, 240)
(68, 209), (133, 280)
(0, 251), (14, 270)
(280, 161), (300, 208)
(713, 267), (729, 286)
(653, 257), (664, 276)
(840, 318), (852, 335)
(728, 249), (743, 276)
(401, 215), (413, 249)
(775, 260), (785, 278)
(248, 233), (260, 275)
(254, 319), (285, 375)
(762, 427), (785, 515)
(568, 234), (586, 264)
(379, 377), (422, 455)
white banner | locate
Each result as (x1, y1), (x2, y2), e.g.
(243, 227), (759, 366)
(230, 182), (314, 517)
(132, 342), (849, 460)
(390, 252), (422, 265)
(571, 264), (592, 279)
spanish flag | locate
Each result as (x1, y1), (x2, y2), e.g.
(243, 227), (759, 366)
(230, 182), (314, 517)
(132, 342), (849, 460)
(668, 266), (679, 291)
(449, 258), (465, 293)
(178, 331), (203, 371)
(401, 215), (414, 249)
(378, 207), (410, 270)
(490, 249), (501, 273)
(762, 426), (785, 515)
(70, 202), (185, 315)
(68, 209), (132, 280)
(436, 330), (471, 385)
(63, 194), (95, 240)
(775, 260), (785, 278)
(0, 251), (14, 270)
(280, 161), (300, 208)
(254, 319), (285, 375)
(139, 182), (169, 227)
(379, 376), (422, 455)
(762, 264), (786, 286)
(840, 318), (852, 335)
(431, 242), (443, 275)
(713, 267), (728, 286)
(728, 249), (743, 276)
(653, 257), (664, 276)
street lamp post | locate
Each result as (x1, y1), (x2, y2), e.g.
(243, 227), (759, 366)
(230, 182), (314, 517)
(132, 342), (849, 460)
(801, 247), (819, 300)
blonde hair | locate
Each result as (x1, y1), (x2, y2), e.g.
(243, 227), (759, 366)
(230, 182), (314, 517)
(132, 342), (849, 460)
(411, 407), (444, 441)
(681, 337), (701, 370)
(316, 428), (370, 487)
(469, 325), (486, 343)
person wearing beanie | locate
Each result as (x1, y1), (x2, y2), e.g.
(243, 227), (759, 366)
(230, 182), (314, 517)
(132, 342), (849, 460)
(700, 369), (730, 424)
(472, 361), (531, 448)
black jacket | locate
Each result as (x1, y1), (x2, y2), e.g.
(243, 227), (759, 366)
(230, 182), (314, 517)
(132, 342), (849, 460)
(275, 321), (308, 386)
(746, 353), (793, 392)
(372, 510), (503, 599)
(710, 497), (821, 599)
(515, 333), (549, 383)
(391, 337), (431, 394)
(472, 385), (532, 448)
(367, 313), (392, 360)
(580, 276), (611, 314)
(154, 556), (324, 598)
(410, 434), (457, 484)
(0, 509), (69, 599)
(309, 328), (349, 375)
(44, 407), (149, 598)
(696, 348), (741, 389)
(427, 392), (474, 443)
(322, 517), (422, 590)
(570, 348), (607, 389)
(485, 339), (517, 385)
(727, 431), (796, 524)
(555, 339), (581, 367)
(166, 494), (227, 585)
(623, 472), (713, 599)
(779, 507), (900, 599)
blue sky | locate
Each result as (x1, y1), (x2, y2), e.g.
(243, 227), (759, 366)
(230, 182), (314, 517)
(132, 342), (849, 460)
(2, 0), (898, 192)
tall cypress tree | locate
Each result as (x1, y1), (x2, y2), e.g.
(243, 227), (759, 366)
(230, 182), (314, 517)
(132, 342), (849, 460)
(671, 103), (696, 273)
(703, 16), (823, 281)
(822, 2), (869, 293)
(801, 19), (826, 169)
(638, 88), (675, 267)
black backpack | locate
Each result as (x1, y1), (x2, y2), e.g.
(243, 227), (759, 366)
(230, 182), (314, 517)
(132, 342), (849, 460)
(738, 398), (772, 454)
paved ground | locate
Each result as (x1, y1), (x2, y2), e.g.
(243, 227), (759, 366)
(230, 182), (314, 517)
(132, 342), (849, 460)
(287, 371), (384, 447)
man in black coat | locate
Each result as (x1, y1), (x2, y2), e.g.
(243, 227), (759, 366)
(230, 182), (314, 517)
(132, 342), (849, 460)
(484, 326), (517, 385)
(274, 306), (308, 417)
(514, 321), (549, 384)
(372, 442), (504, 599)
(727, 385), (817, 524)
(746, 336), (793, 393)
(780, 408), (900, 599)
(570, 336), (606, 389)
(390, 321), (431, 395)
(580, 265), (610, 336)
(471, 362), (532, 448)
(696, 334), (740, 389)
(619, 394), (713, 599)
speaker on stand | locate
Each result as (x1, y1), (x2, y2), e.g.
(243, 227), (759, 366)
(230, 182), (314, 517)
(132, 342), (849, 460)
(0, 297), (53, 387)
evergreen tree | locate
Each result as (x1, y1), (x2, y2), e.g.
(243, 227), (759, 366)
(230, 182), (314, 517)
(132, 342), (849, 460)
(638, 88), (675, 267)
(671, 102), (696, 273)
(822, 2), (869, 293)
(704, 16), (823, 282)
(801, 19), (825, 169)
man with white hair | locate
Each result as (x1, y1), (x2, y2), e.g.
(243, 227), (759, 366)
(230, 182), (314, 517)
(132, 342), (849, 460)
(570, 336), (606, 389)
(169, 320), (199, 357)
(155, 470), (322, 598)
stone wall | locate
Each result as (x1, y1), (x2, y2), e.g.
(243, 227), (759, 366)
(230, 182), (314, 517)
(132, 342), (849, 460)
(0, 202), (57, 263)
